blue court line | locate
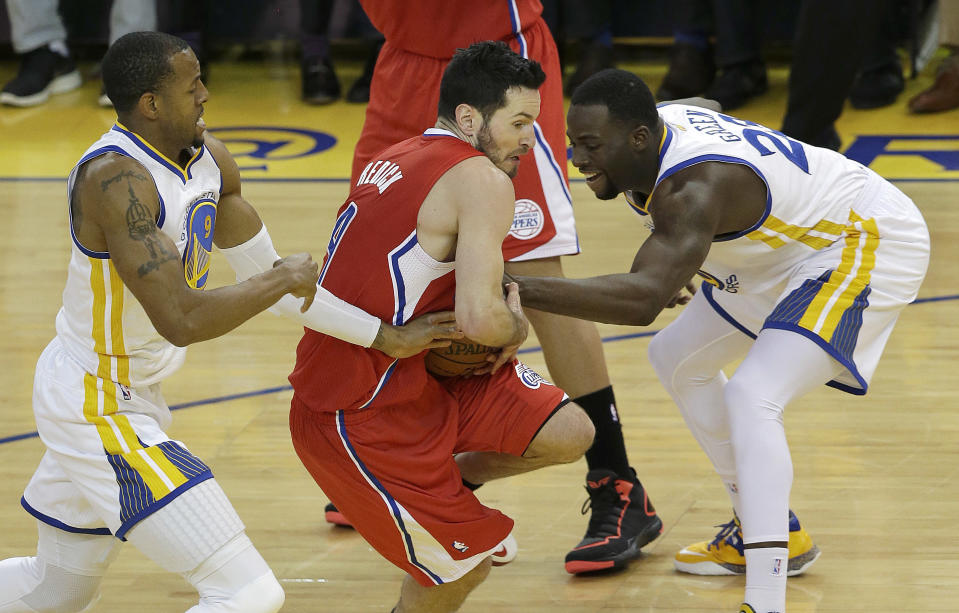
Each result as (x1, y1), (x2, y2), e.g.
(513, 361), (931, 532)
(1, 292), (955, 448)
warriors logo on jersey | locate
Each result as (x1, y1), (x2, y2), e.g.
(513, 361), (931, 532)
(182, 193), (218, 289)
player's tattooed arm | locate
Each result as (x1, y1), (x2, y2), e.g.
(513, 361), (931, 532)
(93, 166), (179, 278)
(120, 181), (180, 277)
(78, 153), (316, 347)
(100, 168), (147, 191)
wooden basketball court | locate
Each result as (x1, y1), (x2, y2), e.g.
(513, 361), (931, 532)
(1, 57), (957, 612)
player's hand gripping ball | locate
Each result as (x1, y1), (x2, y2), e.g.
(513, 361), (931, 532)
(425, 337), (498, 377)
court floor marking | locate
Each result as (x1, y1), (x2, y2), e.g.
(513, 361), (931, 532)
(1, 292), (955, 447)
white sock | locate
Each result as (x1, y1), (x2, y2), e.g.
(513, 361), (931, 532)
(744, 547), (787, 613)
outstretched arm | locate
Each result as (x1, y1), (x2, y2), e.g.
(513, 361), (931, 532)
(73, 153), (318, 347)
(512, 162), (762, 325)
(207, 134), (461, 355)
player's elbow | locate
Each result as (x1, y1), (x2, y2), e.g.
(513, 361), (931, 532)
(610, 297), (659, 326)
(153, 315), (200, 347)
(458, 318), (501, 347)
(628, 310), (658, 326)
(157, 324), (193, 347)
(456, 307), (510, 347)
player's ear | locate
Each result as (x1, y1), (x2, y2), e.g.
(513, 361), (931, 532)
(630, 124), (651, 151)
(137, 92), (160, 120)
(455, 103), (477, 137)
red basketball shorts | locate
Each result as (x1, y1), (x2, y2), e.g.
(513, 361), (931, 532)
(289, 360), (567, 586)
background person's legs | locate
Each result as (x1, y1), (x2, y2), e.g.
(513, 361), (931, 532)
(1, 0), (81, 106)
(108, 0), (157, 44)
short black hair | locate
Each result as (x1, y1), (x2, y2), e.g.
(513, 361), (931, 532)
(570, 68), (659, 130)
(102, 31), (191, 113)
(438, 41), (546, 122)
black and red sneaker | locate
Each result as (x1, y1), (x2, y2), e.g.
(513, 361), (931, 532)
(324, 502), (353, 528)
(564, 469), (662, 574)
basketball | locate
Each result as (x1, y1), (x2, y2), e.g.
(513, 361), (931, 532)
(425, 338), (498, 377)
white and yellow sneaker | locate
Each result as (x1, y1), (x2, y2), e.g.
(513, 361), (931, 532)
(675, 510), (820, 576)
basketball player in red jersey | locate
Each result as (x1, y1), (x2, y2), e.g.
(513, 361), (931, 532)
(289, 42), (595, 612)
(345, 0), (664, 575)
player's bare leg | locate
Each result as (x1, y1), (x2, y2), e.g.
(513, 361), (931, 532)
(393, 558), (491, 613)
(505, 256), (663, 573)
(455, 402), (594, 484)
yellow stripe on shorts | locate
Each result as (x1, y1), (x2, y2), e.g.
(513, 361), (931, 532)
(798, 211), (879, 338)
(747, 215), (844, 251)
(86, 258), (187, 500)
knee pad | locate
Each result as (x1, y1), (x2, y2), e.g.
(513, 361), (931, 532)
(188, 571), (284, 613)
(185, 534), (283, 613)
(125, 479), (245, 574)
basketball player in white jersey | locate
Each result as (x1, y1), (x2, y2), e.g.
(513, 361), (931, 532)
(0, 31), (458, 613)
(510, 69), (929, 613)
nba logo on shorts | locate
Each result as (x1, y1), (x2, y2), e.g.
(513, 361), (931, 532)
(509, 199), (544, 240)
(514, 362), (550, 389)
(117, 383), (132, 401)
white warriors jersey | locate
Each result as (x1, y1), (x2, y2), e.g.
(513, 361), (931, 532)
(628, 104), (929, 394)
(628, 104), (893, 294)
(57, 123), (221, 387)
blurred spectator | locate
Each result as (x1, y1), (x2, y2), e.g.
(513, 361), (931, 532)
(849, 0), (905, 109)
(561, 0), (617, 96)
(657, 0), (766, 111)
(781, 0), (891, 150)
(300, 0), (382, 105)
(161, 0), (212, 83)
(1, 0), (156, 107)
(909, 0), (959, 112)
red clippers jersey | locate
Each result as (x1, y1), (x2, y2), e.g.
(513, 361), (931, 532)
(359, 0), (544, 58)
(289, 129), (484, 413)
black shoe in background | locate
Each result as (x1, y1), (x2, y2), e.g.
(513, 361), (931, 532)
(324, 502), (352, 527)
(657, 42), (715, 101)
(346, 42), (382, 104)
(302, 56), (341, 105)
(850, 61), (904, 109)
(704, 60), (768, 111)
(1, 45), (82, 107)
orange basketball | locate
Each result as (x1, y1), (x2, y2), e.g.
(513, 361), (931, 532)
(425, 338), (498, 377)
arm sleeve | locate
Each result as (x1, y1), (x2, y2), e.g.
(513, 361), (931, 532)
(217, 225), (380, 347)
